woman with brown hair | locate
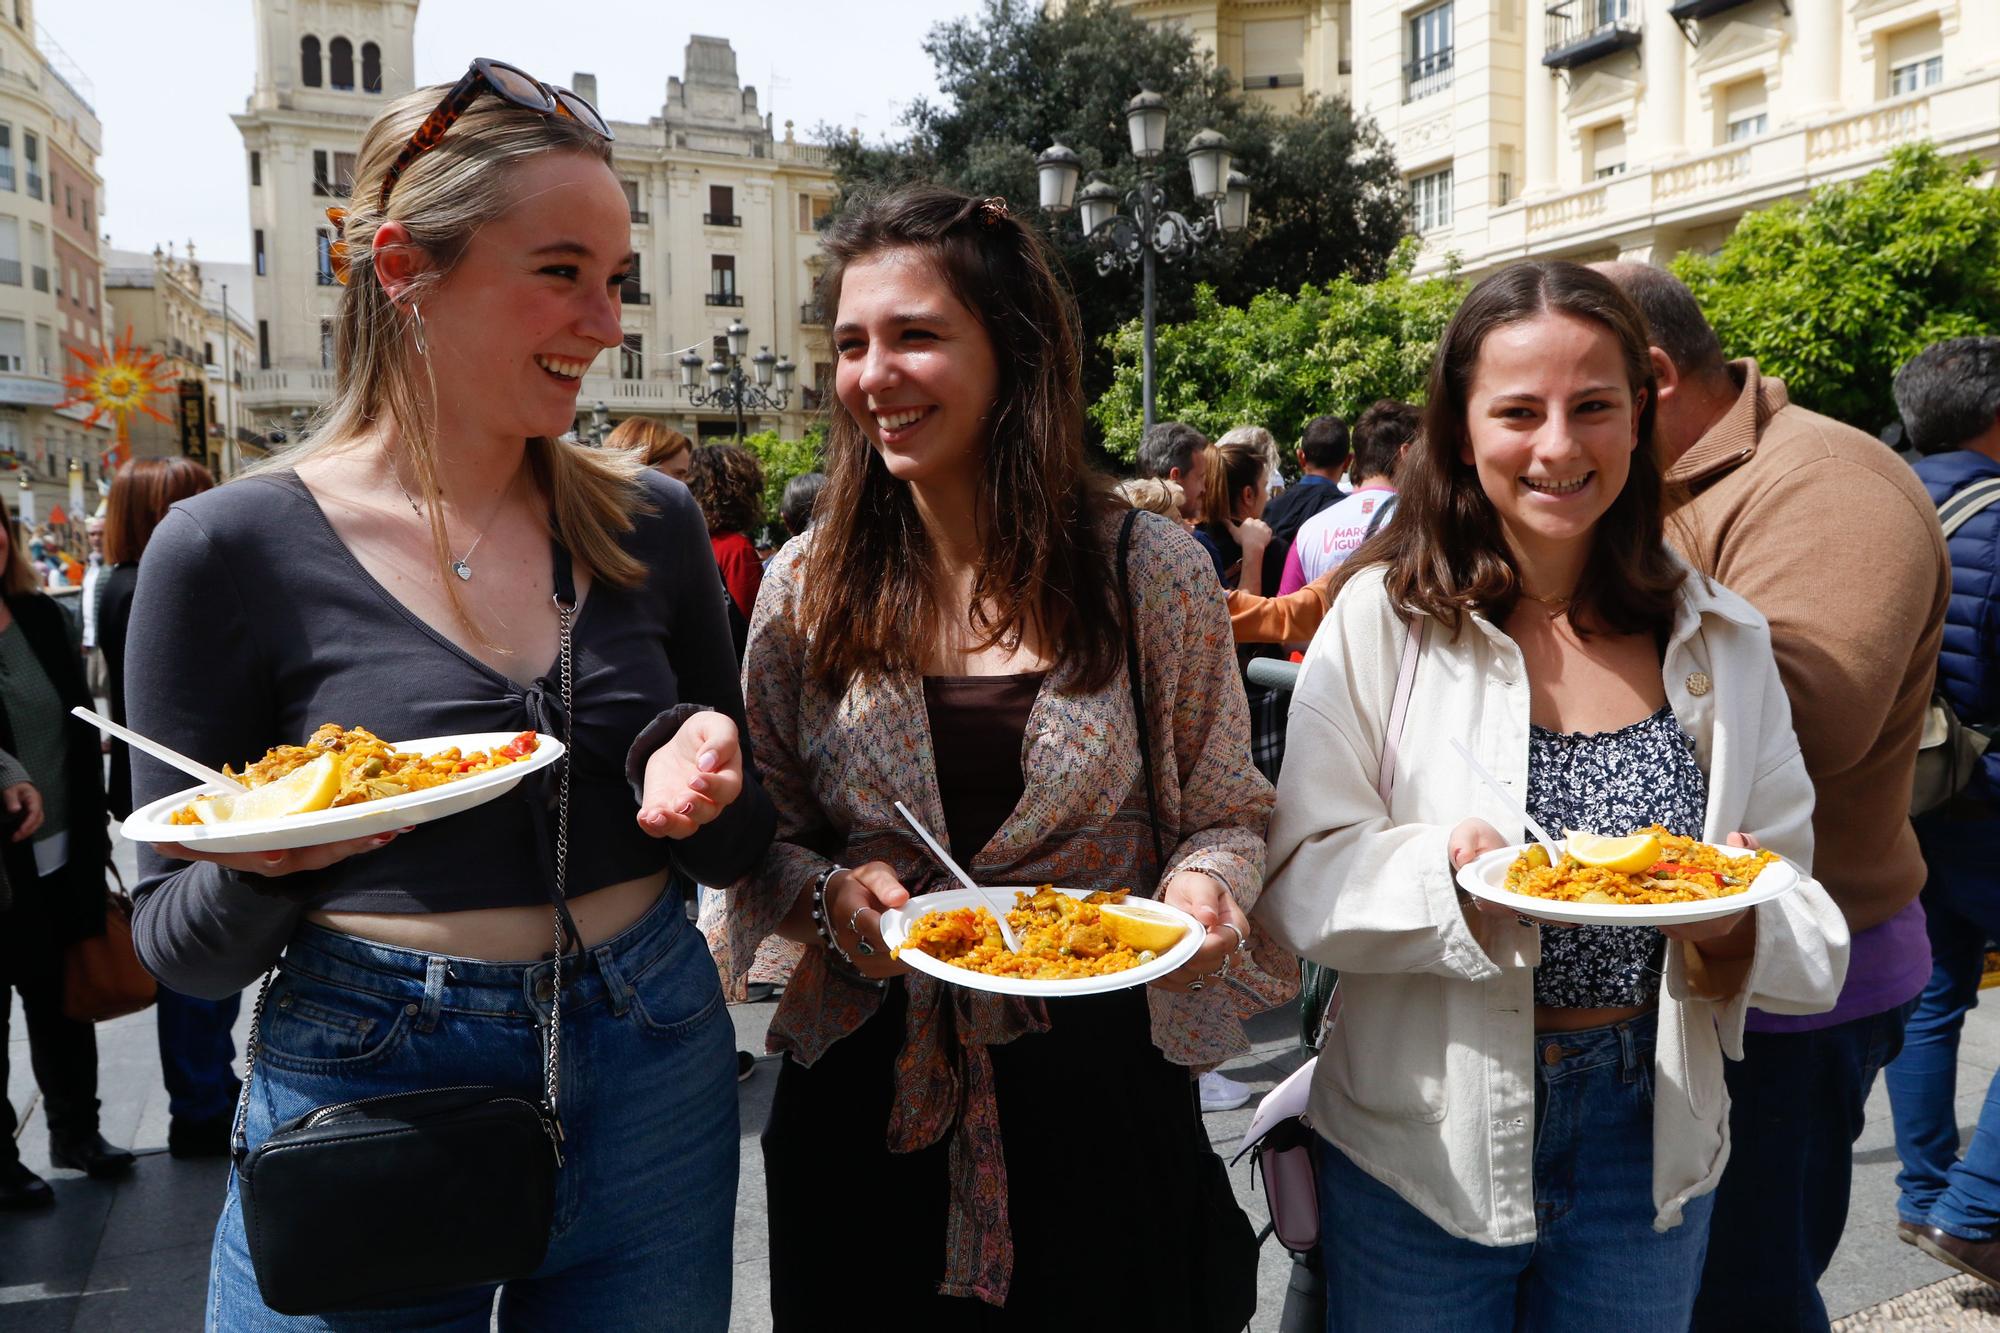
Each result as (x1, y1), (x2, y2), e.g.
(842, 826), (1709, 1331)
(0, 512), (126, 1207)
(124, 59), (772, 1325)
(686, 442), (766, 629)
(1256, 261), (1848, 1330)
(94, 457), (240, 1161)
(604, 415), (693, 483)
(714, 184), (1287, 1330)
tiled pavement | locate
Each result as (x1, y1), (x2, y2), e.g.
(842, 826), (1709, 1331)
(5, 843), (1997, 1330)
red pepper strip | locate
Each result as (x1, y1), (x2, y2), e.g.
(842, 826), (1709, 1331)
(1649, 862), (1720, 885)
(500, 731), (536, 759)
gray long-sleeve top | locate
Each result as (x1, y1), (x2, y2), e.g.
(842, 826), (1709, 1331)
(126, 467), (775, 999)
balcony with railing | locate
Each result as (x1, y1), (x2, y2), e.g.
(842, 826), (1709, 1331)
(1404, 49), (1454, 103)
(629, 209), (650, 225)
(242, 368), (338, 409)
(1543, 2), (1641, 70)
(703, 212), (741, 227)
(1666, 0), (1754, 18)
(800, 301), (824, 325)
(706, 291), (743, 307)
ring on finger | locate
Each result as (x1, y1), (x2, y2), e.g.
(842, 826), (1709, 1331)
(1219, 921), (1247, 955)
(1189, 980), (1205, 993)
(847, 905), (876, 956)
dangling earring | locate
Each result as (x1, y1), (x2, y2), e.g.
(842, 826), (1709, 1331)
(410, 302), (429, 356)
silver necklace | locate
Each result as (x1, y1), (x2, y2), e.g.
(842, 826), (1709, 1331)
(391, 466), (498, 582)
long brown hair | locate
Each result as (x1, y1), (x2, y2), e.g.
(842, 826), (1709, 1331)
(686, 443), (764, 536)
(104, 457), (216, 565)
(1338, 260), (1682, 636)
(799, 186), (1121, 691)
(604, 416), (692, 470)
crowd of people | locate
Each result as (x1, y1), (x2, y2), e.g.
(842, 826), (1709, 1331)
(0, 56), (1993, 1333)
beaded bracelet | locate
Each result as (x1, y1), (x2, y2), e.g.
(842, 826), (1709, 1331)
(809, 864), (855, 967)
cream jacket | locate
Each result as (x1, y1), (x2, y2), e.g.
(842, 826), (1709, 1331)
(1255, 563), (1850, 1246)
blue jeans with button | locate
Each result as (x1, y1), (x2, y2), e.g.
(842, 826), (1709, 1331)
(1316, 1012), (1714, 1332)
(205, 889), (737, 1331)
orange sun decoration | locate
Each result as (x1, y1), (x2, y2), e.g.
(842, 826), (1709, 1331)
(60, 326), (178, 470)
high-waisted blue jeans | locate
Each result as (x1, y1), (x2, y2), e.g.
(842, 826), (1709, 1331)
(206, 889), (738, 1331)
(1317, 1011), (1714, 1332)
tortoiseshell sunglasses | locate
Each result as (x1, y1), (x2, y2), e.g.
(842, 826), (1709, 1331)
(376, 57), (612, 213)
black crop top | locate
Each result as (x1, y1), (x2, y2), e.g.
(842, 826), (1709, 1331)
(126, 468), (774, 999)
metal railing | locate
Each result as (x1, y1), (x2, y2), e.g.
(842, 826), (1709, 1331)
(703, 212), (741, 227)
(1544, 1), (1640, 65)
(629, 209), (649, 224)
(800, 301), (824, 324)
(705, 291), (743, 307)
(1404, 49), (1454, 102)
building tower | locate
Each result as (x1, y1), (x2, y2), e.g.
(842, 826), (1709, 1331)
(234, 0), (417, 433)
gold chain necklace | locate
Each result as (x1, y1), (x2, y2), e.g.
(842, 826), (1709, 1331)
(1520, 587), (1574, 611)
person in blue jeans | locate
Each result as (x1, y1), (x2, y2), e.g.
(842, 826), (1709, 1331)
(125, 63), (774, 1329)
(1884, 337), (2000, 1283)
(1258, 261), (1848, 1332)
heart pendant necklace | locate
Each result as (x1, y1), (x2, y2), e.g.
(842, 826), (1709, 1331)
(392, 463), (499, 582)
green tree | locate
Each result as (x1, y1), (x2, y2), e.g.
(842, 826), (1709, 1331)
(740, 425), (825, 542)
(821, 0), (1408, 407)
(1673, 144), (2000, 432)
(1090, 240), (1463, 462)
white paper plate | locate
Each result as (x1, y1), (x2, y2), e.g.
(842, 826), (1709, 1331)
(880, 887), (1205, 997)
(118, 731), (565, 854)
(1455, 841), (1800, 927)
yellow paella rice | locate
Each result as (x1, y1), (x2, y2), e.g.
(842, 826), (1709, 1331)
(167, 724), (539, 825)
(1504, 826), (1778, 906)
(896, 885), (1181, 981)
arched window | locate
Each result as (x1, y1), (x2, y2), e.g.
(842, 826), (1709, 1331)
(362, 42), (382, 93)
(329, 37), (354, 91)
(300, 35), (321, 88)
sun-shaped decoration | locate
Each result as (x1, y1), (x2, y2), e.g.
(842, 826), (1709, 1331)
(60, 325), (178, 469)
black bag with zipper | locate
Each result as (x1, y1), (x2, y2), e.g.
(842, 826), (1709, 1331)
(231, 540), (583, 1315)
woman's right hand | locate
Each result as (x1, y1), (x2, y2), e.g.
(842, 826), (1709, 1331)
(825, 861), (915, 981)
(1448, 817), (1574, 930)
(151, 827), (408, 879)
(1230, 516), (1273, 555)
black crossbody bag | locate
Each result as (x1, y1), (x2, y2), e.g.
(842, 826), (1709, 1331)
(231, 540), (582, 1316)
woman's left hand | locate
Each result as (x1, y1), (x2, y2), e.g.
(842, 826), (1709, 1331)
(1152, 870), (1251, 994)
(637, 711), (744, 840)
(1657, 832), (1759, 953)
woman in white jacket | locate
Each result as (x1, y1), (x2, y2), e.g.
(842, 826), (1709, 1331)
(1256, 261), (1848, 1332)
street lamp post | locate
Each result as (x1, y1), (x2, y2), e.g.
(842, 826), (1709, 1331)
(677, 319), (796, 441)
(1035, 91), (1253, 432)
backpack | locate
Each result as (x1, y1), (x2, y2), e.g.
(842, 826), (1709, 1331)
(1910, 475), (2000, 815)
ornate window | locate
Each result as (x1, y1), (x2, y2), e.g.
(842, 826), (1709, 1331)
(301, 36), (322, 88)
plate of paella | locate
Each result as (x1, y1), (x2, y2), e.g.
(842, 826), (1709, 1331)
(1454, 826), (1801, 926)
(879, 885), (1205, 997)
(119, 724), (564, 854)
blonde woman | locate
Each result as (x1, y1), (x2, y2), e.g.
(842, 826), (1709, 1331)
(125, 60), (773, 1328)
(605, 415), (694, 483)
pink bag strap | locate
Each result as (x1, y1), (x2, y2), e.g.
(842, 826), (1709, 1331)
(1376, 616), (1424, 807)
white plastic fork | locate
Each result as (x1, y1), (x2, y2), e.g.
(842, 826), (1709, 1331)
(1448, 738), (1563, 865)
(893, 800), (1023, 952)
(72, 706), (248, 794)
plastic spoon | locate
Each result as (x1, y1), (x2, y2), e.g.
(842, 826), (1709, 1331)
(892, 799), (1023, 953)
(1448, 738), (1562, 864)
(71, 706), (248, 795)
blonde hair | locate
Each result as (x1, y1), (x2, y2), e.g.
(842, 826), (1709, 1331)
(255, 80), (648, 633)
(604, 416), (692, 470)
(1114, 476), (1184, 519)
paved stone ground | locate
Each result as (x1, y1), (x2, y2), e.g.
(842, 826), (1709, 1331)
(4, 837), (1996, 1330)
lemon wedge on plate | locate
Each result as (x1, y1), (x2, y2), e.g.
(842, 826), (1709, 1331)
(1562, 830), (1662, 874)
(193, 753), (343, 825)
(1097, 901), (1190, 953)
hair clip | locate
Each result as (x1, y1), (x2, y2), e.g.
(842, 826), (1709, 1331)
(324, 206), (348, 237)
(978, 196), (1009, 227)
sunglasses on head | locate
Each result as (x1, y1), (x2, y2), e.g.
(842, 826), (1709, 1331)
(376, 57), (612, 214)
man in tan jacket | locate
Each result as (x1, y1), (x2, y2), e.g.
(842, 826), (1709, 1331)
(1600, 263), (1948, 1332)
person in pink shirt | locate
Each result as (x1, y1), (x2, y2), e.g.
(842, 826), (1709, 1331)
(1278, 400), (1419, 597)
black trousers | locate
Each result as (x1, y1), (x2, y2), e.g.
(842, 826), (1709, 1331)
(0, 971), (101, 1160)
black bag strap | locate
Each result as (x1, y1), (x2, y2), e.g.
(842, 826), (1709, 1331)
(1362, 492), (1399, 541)
(1117, 510), (1168, 886)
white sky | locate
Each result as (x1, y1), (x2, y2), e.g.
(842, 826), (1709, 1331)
(40, 0), (982, 263)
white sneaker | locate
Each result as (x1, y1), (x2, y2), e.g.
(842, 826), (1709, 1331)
(1198, 1070), (1253, 1113)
